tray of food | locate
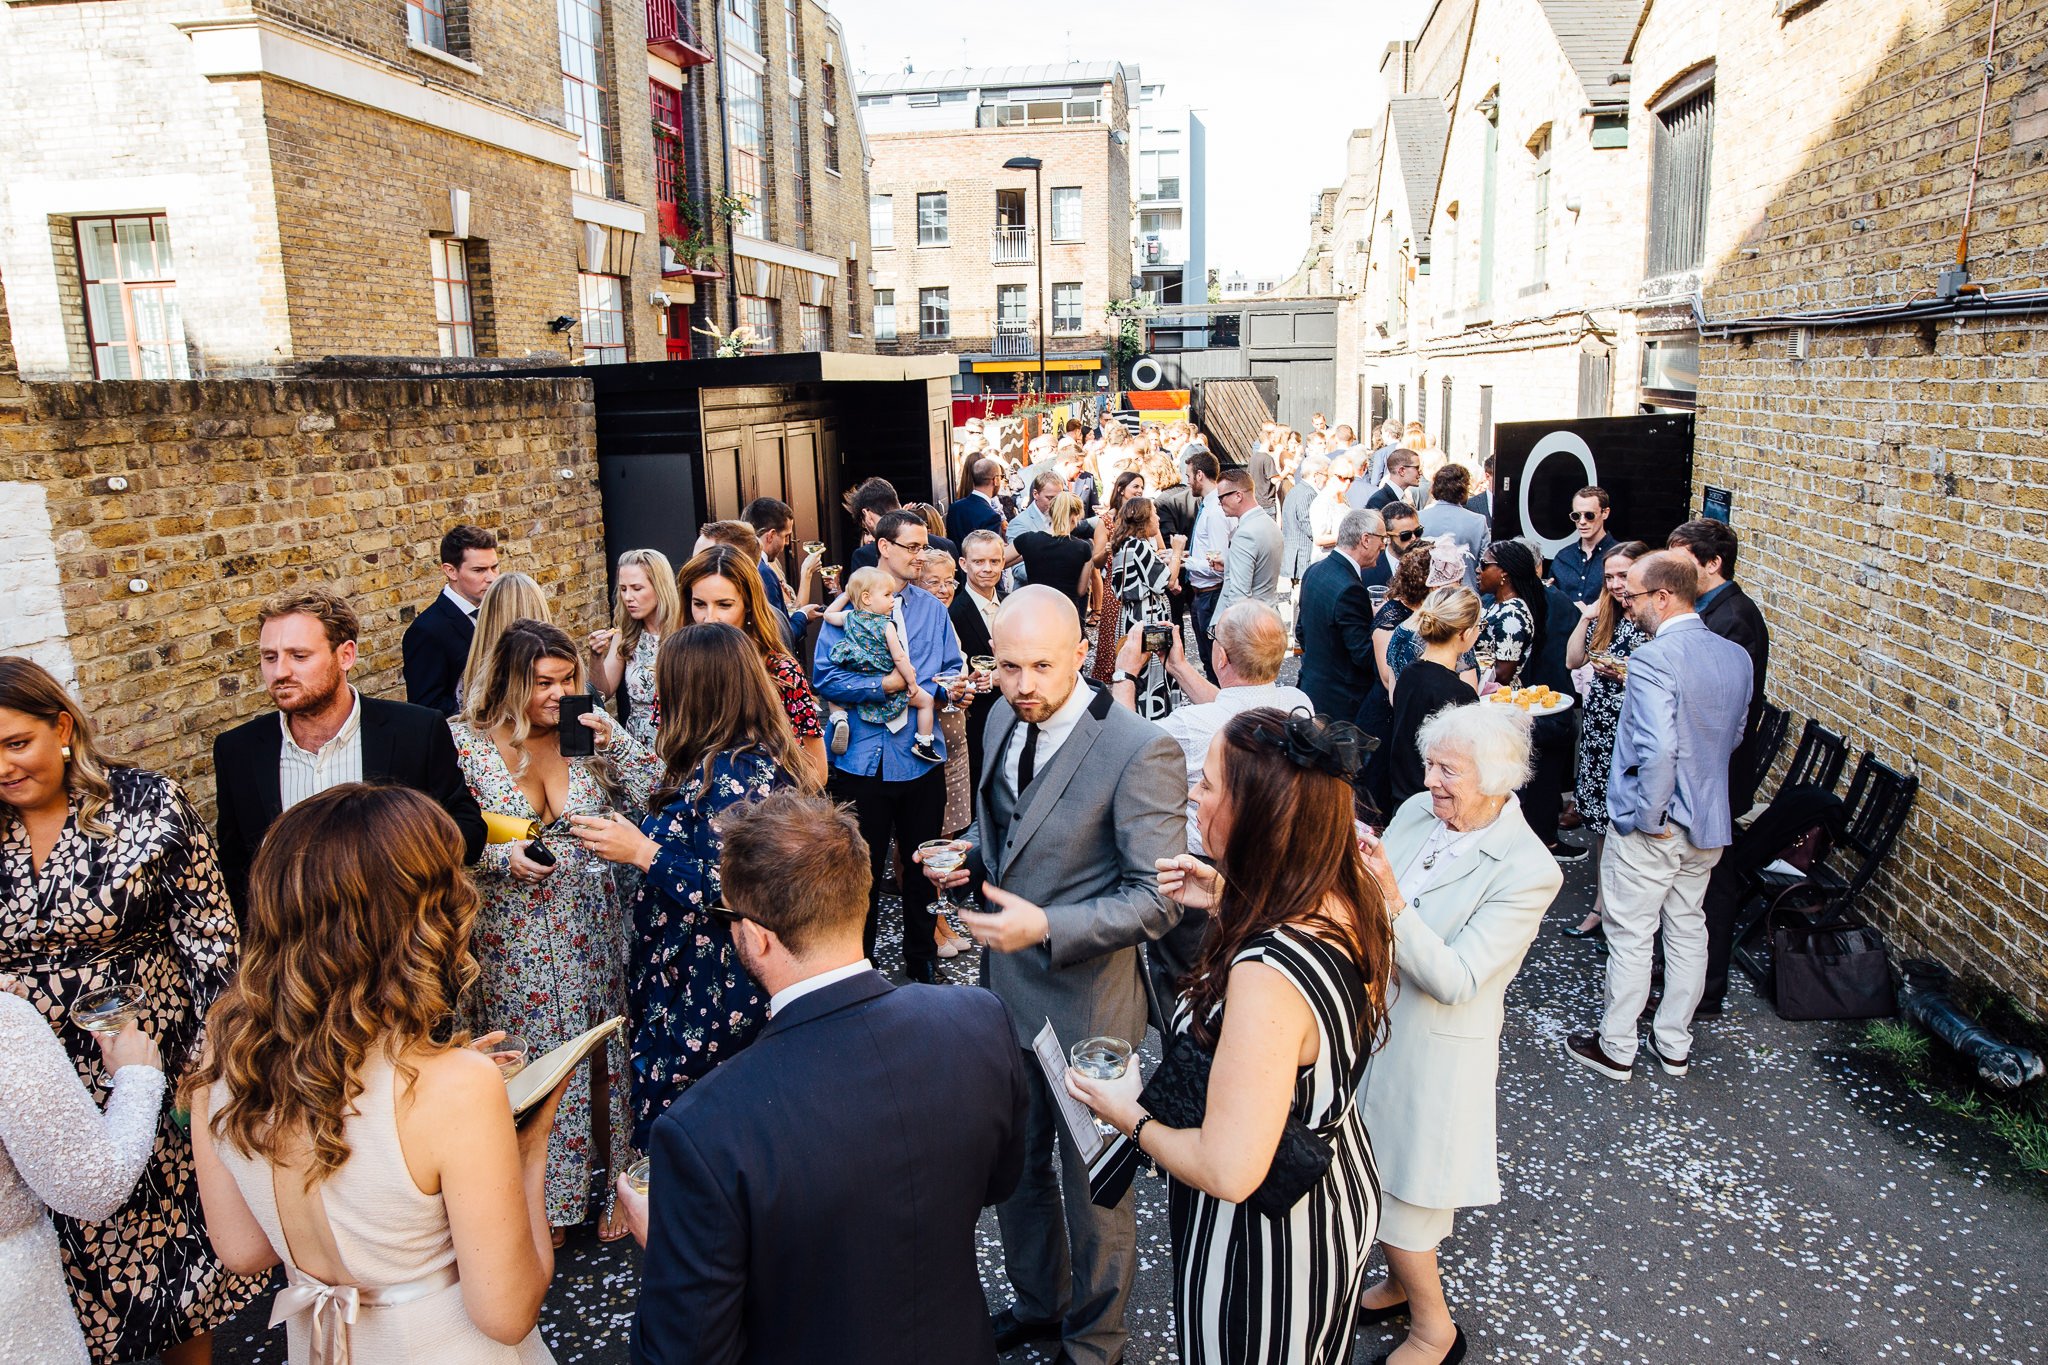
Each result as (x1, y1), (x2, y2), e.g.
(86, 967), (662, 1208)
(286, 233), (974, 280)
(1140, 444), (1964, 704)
(1485, 684), (1574, 715)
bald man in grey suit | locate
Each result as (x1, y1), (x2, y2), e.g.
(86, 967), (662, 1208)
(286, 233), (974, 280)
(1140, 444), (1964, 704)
(922, 585), (1186, 1365)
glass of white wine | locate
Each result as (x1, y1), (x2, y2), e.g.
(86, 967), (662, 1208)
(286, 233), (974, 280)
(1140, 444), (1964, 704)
(489, 1033), (529, 1081)
(1069, 1036), (1134, 1139)
(71, 985), (148, 1036)
(625, 1156), (652, 1196)
(916, 839), (973, 939)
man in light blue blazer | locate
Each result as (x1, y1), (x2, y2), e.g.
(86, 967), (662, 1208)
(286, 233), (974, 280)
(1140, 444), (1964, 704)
(1567, 550), (1753, 1082)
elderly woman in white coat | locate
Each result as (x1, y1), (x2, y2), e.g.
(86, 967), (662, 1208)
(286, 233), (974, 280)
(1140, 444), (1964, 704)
(1353, 703), (1563, 1365)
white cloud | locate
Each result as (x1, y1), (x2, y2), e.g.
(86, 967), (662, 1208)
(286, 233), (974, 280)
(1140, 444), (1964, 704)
(831, 0), (1427, 280)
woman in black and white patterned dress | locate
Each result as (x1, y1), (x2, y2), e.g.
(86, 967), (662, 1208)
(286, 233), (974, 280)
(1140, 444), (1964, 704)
(0, 658), (258, 1363)
(1069, 708), (1391, 1365)
(1108, 496), (1183, 720)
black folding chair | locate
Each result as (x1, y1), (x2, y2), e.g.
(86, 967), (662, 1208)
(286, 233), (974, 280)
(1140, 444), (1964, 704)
(1745, 701), (1790, 797)
(1732, 751), (1919, 986)
(1779, 718), (1849, 797)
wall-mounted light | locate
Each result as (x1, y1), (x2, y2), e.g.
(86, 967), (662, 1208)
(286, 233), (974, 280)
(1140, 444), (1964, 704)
(128, 578), (149, 594)
(558, 468), (576, 480)
(1564, 195), (1583, 215)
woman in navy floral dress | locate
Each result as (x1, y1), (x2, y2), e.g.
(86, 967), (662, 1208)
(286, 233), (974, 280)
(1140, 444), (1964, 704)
(572, 624), (819, 1146)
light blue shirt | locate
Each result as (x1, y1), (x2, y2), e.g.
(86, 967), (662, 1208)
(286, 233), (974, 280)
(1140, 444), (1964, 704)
(813, 582), (964, 782)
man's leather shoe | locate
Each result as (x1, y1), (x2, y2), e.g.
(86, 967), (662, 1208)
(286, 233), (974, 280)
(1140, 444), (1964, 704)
(990, 1306), (1061, 1351)
(1565, 1034), (1633, 1080)
(1648, 1039), (1690, 1077)
(907, 960), (941, 985)
(1694, 998), (1724, 1017)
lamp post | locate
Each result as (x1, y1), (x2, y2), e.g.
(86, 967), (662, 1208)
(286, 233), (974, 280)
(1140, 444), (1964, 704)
(1002, 155), (1046, 423)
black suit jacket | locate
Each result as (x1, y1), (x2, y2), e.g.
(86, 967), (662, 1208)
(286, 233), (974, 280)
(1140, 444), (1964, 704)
(1364, 482), (1409, 514)
(400, 593), (475, 716)
(1700, 580), (1773, 807)
(212, 697), (487, 917)
(1295, 552), (1378, 725)
(945, 494), (1005, 546)
(948, 588), (1003, 790)
(631, 971), (1026, 1365)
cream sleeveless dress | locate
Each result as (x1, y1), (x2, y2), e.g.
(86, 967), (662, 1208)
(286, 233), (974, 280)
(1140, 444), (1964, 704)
(211, 1054), (553, 1364)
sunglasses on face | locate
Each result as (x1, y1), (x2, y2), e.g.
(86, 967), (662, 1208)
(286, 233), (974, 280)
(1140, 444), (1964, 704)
(709, 903), (756, 926)
(1390, 530), (1418, 543)
(1571, 511), (1602, 523)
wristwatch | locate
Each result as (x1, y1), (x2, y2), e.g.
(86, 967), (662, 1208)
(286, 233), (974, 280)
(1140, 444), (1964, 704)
(1110, 669), (1136, 685)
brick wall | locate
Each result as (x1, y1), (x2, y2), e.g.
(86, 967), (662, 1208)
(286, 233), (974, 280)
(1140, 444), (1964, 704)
(0, 288), (607, 814)
(1634, 0), (2048, 1009)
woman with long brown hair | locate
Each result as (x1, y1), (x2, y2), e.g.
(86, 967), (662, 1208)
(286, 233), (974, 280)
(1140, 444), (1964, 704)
(675, 546), (826, 787)
(1068, 708), (1392, 1365)
(1561, 539), (1653, 937)
(188, 784), (567, 1362)
(450, 622), (656, 1241)
(1082, 470), (1146, 682)
(570, 623), (814, 1144)
(0, 656), (258, 1364)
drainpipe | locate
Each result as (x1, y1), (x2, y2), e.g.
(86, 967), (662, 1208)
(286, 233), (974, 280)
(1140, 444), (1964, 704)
(711, 0), (739, 331)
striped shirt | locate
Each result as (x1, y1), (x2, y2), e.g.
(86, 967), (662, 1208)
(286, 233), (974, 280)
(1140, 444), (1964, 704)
(278, 688), (364, 811)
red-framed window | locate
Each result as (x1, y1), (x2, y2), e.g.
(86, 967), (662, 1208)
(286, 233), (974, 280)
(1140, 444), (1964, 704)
(430, 238), (475, 356)
(74, 214), (190, 379)
(406, 0), (451, 51)
(651, 80), (685, 234)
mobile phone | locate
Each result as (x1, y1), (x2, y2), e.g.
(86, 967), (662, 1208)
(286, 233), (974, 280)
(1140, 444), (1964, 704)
(523, 839), (557, 867)
(1142, 621), (1172, 655)
(557, 693), (598, 757)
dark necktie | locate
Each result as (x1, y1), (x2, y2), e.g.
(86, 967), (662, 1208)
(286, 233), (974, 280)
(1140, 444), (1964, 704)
(1017, 723), (1041, 793)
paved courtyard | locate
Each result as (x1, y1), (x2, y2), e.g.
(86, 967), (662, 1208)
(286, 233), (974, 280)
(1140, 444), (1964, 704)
(197, 840), (2048, 1365)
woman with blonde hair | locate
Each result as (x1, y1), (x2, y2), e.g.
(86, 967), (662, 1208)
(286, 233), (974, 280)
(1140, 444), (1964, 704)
(675, 546), (826, 787)
(0, 656), (257, 1363)
(586, 549), (682, 749)
(449, 623), (657, 1241)
(1013, 491), (1095, 620)
(569, 624), (812, 1141)
(460, 572), (552, 711)
(1388, 587), (1483, 806)
(1561, 539), (1653, 938)
(189, 783), (569, 1362)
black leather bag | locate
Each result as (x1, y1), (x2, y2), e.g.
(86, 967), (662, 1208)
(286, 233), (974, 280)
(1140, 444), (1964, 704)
(1139, 1027), (1333, 1218)
(1770, 899), (1895, 1021)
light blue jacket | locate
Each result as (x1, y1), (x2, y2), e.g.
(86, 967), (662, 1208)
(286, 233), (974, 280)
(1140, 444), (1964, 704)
(1606, 614), (1754, 848)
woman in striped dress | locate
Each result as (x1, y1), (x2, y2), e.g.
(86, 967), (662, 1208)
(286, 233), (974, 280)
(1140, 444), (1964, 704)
(1068, 708), (1392, 1365)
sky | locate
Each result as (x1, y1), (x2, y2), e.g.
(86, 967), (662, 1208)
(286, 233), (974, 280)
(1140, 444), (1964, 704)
(829, 0), (1428, 281)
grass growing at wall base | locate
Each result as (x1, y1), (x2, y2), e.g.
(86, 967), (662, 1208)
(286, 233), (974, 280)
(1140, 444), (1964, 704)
(1856, 992), (2048, 1177)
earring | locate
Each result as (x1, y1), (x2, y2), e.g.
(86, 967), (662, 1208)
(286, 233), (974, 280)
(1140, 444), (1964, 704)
(61, 745), (72, 761)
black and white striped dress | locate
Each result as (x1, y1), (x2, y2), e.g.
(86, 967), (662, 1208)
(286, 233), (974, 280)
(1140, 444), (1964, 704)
(1168, 927), (1381, 1365)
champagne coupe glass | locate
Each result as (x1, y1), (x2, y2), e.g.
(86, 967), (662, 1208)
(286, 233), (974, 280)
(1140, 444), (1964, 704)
(971, 655), (997, 691)
(935, 670), (969, 714)
(802, 540), (825, 560)
(489, 1033), (530, 1081)
(1069, 1036), (1135, 1139)
(916, 839), (973, 939)
(71, 985), (149, 1036)
(625, 1156), (652, 1196)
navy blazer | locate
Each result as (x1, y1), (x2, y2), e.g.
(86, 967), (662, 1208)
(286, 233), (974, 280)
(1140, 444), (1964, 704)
(1295, 551), (1378, 725)
(945, 494), (1005, 546)
(631, 971), (1027, 1365)
(400, 592), (474, 716)
(211, 697), (487, 917)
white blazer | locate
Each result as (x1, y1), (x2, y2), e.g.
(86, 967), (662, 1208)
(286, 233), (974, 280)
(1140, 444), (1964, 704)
(1359, 792), (1562, 1210)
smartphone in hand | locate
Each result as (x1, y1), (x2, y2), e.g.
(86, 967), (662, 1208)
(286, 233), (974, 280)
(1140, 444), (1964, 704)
(557, 694), (598, 757)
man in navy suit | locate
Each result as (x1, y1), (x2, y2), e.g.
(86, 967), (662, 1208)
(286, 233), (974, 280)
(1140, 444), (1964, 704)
(401, 524), (498, 715)
(623, 791), (1026, 1365)
(744, 496), (821, 648)
(1568, 550), (1753, 1083)
(947, 456), (1009, 545)
(1295, 508), (1385, 726)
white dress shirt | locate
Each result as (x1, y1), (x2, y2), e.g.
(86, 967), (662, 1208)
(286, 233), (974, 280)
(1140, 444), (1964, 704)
(278, 687), (364, 812)
(440, 584), (480, 619)
(1159, 682), (1314, 855)
(767, 959), (875, 1017)
(1002, 672), (1094, 797)
(1186, 490), (1231, 590)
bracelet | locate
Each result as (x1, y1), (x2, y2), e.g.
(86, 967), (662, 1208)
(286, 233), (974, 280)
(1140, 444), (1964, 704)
(1130, 1113), (1153, 1147)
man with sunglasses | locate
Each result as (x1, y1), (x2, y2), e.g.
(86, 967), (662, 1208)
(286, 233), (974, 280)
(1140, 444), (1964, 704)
(1372, 502), (1422, 587)
(1550, 487), (1619, 604)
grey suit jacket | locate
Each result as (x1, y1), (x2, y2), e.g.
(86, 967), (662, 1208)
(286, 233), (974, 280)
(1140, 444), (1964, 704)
(1418, 501), (1489, 591)
(972, 686), (1188, 1050)
(1215, 505), (1282, 615)
(1606, 614), (1754, 848)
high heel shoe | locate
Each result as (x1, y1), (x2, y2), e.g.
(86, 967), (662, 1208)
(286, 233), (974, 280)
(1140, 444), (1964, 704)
(1356, 1297), (1410, 1326)
(1561, 918), (1604, 940)
(1372, 1325), (1466, 1365)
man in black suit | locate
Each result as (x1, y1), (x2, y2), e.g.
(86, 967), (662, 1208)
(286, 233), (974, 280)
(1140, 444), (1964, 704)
(214, 586), (485, 918)
(1669, 519), (1772, 817)
(947, 456), (1009, 545)
(401, 524), (499, 715)
(950, 528), (1006, 791)
(1364, 447), (1424, 514)
(622, 791), (1026, 1365)
(1296, 508), (1385, 726)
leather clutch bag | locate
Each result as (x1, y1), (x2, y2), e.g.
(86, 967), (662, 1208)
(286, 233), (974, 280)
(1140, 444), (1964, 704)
(1138, 1026), (1335, 1218)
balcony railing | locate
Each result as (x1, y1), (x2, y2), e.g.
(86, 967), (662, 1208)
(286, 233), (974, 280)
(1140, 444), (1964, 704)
(647, 0), (713, 66)
(993, 321), (1035, 356)
(990, 226), (1034, 264)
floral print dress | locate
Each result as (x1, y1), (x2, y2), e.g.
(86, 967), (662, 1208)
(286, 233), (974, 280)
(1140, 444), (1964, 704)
(0, 768), (261, 1363)
(628, 747), (794, 1147)
(621, 631), (661, 749)
(1574, 617), (1648, 832)
(448, 722), (660, 1227)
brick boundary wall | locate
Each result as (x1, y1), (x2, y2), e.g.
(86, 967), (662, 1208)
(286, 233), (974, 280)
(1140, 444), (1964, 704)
(1, 289), (607, 817)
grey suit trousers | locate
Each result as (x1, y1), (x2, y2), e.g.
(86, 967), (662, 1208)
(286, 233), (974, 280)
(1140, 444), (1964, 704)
(997, 1053), (1137, 1365)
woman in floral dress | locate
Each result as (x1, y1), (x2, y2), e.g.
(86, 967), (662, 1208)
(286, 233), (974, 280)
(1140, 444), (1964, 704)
(1564, 540), (1652, 936)
(0, 657), (259, 1364)
(589, 548), (682, 749)
(451, 622), (658, 1240)
(1109, 496), (1183, 720)
(572, 624), (817, 1146)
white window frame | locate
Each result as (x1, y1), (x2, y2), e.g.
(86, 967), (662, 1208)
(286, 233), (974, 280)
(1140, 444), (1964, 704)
(1051, 282), (1083, 334)
(1050, 186), (1083, 242)
(918, 286), (949, 339)
(874, 288), (897, 340)
(917, 191), (949, 247)
(869, 193), (894, 249)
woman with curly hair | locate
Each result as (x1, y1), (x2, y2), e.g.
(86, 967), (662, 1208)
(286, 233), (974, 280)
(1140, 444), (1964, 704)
(189, 783), (569, 1362)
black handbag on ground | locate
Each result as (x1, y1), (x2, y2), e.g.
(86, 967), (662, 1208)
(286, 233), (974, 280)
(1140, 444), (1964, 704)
(1769, 896), (1895, 1021)
(1138, 1026), (1334, 1218)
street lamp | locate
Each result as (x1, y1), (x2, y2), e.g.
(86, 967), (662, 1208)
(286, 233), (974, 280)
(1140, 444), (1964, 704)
(1002, 155), (1047, 413)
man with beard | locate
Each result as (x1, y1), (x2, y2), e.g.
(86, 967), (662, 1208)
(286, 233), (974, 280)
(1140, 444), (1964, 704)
(920, 585), (1186, 1365)
(621, 791), (1027, 1365)
(212, 585), (484, 918)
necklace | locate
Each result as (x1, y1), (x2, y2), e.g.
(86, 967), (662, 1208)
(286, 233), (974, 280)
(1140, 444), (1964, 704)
(1418, 820), (1475, 870)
